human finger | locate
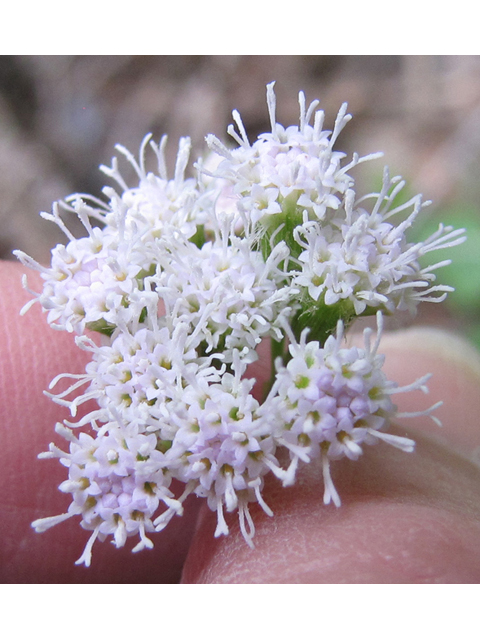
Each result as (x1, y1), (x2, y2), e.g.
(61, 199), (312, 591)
(0, 261), (200, 583)
(182, 330), (480, 583)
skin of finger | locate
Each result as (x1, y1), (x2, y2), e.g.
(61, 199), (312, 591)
(0, 262), (200, 583)
(377, 328), (480, 457)
(182, 332), (480, 583)
(182, 427), (480, 583)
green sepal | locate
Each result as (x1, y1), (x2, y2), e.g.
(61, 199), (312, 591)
(290, 295), (356, 346)
(156, 439), (173, 453)
(190, 224), (206, 249)
(135, 264), (156, 290)
(86, 318), (117, 337)
(138, 306), (148, 324)
(259, 197), (305, 266)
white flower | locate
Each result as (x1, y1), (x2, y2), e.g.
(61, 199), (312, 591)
(160, 352), (279, 548)
(293, 171), (466, 318)
(263, 312), (441, 505)
(206, 84), (465, 336)
(100, 135), (214, 249)
(47, 323), (219, 437)
(18, 83), (457, 565)
(31, 423), (180, 567)
(207, 82), (380, 228)
(152, 225), (294, 361)
(14, 134), (215, 334)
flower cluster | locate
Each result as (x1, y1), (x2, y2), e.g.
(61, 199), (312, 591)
(16, 83), (464, 566)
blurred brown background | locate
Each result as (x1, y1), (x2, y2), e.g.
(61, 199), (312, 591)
(2, 55), (480, 337)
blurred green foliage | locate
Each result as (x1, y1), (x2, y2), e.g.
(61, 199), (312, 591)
(365, 169), (480, 346)
(409, 204), (480, 347)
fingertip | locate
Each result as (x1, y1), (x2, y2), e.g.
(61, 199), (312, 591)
(182, 432), (480, 584)
(0, 261), (203, 582)
(378, 327), (480, 456)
